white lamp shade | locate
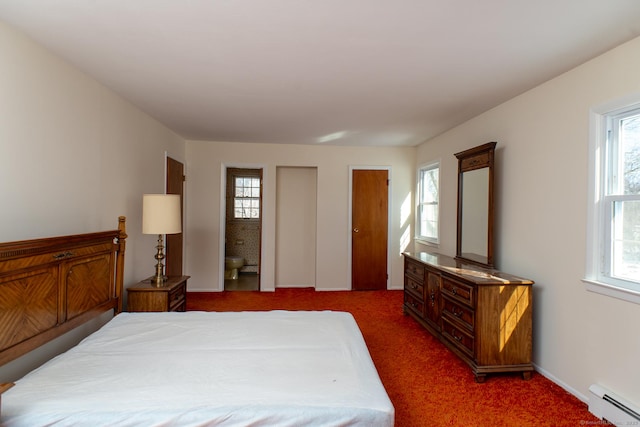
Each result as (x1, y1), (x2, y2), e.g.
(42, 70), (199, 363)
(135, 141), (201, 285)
(142, 194), (182, 234)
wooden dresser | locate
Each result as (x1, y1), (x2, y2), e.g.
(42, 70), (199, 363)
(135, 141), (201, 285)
(127, 276), (189, 312)
(403, 252), (533, 382)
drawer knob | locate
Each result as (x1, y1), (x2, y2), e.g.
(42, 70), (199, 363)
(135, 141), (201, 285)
(53, 251), (75, 260)
(451, 287), (457, 295)
(453, 308), (462, 317)
(452, 331), (462, 342)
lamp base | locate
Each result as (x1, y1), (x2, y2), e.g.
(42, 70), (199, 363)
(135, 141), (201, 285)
(150, 234), (167, 287)
(148, 275), (169, 287)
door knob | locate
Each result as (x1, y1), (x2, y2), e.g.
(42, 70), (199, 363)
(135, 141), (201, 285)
(353, 228), (359, 233)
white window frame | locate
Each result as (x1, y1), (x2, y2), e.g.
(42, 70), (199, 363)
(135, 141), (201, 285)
(415, 160), (440, 246)
(584, 95), (640, 305)
(233, 175), (261, 220)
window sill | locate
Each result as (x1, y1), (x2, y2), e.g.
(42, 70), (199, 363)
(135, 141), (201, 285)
(415, 238), (439, 248)
(582, 278), (640, 305)
(228, 218), (260, 224)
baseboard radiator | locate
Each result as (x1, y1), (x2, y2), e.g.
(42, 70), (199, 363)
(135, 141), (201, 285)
(589, 384), (640, 424)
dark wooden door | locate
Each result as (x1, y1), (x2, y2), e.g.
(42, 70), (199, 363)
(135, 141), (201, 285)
(166, 157), (184, 277)
(351, 169), (388, 290)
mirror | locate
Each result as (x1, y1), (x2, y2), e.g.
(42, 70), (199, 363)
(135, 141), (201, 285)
(455, 142), (496, 268)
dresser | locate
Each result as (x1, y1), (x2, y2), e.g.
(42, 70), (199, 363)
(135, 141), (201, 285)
(127, 276), (189, 312)
(403, 252), (533, 382)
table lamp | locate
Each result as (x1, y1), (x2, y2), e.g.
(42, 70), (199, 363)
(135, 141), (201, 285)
(142, 194), (182, 286)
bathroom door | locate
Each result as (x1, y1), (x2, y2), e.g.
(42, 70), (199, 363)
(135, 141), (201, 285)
(351, 169), (388, 290)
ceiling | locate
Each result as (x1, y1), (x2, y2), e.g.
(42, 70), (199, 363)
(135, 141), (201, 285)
(1, 1), (640, 147)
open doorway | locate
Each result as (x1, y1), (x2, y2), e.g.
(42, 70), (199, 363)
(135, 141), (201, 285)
(224, 167), (262, 291)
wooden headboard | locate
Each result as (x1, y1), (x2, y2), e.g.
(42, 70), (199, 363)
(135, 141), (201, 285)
(0, 216), (127, 367)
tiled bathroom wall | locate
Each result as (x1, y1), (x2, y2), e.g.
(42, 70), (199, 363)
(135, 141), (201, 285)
(225, 222), (260, 273)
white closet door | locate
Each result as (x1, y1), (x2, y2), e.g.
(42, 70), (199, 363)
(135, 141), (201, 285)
(275, 167), (317, 288)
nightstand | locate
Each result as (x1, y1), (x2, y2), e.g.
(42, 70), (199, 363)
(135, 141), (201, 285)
(127, 276), (189, 312)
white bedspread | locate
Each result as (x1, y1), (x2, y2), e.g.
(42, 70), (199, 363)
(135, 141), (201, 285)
(1, 311), (394, 426)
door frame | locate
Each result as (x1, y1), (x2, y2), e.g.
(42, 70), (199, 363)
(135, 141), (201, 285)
(348, 165), (392, 290)
(219, 163), (266, 291)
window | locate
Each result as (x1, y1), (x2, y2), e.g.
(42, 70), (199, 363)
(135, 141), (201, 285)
(586, 100), (640, 303)
(416, 161), (440, 244)
(234, 176), (261, 219)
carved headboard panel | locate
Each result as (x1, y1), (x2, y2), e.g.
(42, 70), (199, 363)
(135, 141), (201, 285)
(0, 217), (126, 366)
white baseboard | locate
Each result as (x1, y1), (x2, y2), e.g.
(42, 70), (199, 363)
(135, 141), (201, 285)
(532, 363), (589, 404)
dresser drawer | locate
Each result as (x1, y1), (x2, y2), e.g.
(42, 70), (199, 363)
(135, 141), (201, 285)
(442, 296), (474, 331)
(442, 317), (474, 358)
(441, 277), (474, 307)
(405, 258), (425, 282)
(404, 292), (424, 317)
(169, 283), (186, 312)
(405, 276), (424, 299)
(172, 300), (186, 312)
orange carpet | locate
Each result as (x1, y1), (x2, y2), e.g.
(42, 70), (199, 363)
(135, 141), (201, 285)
(187, 288), (600, 427)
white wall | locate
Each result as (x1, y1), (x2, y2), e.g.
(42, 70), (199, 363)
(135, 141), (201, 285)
(414, 36), (640, 406)
(185, 141), (415, 292)
(0, 22), (185, 381)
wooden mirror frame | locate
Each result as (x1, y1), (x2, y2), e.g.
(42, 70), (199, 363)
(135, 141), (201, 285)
(455, 142), (496, 268)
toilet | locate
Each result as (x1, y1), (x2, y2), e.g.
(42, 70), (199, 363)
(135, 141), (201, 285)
(224, 256), (244, 280)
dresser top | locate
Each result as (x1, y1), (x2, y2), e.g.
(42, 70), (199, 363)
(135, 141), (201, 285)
(127, 275), (190, 291)
(404, 252), (533, 285)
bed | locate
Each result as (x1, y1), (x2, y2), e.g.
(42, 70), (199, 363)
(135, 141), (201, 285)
(0, 218), (394, 426)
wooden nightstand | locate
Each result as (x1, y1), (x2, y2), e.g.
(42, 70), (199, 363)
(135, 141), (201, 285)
(127, 276), (189, 312)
